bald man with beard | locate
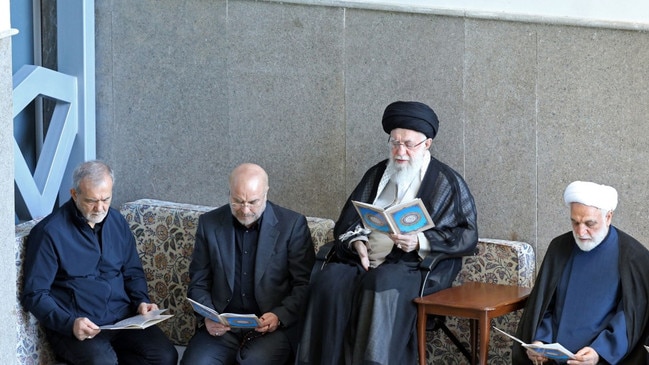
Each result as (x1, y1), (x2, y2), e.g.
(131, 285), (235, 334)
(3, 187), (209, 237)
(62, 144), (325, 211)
(181, 163), (315, 365)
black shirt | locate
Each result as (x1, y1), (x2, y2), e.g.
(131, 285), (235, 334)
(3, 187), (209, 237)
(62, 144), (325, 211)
(225, 216), (262, 316)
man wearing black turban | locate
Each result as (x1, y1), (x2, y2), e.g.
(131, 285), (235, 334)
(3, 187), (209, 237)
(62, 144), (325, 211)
(381, 100), (439, 139)
(298, 101), (478, 365)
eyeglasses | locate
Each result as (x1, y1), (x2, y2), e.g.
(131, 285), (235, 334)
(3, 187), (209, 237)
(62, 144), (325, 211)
(388, 137), (428, 150)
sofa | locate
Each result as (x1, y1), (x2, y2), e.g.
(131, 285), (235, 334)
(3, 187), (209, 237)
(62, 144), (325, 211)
(15, 198), (534, 365)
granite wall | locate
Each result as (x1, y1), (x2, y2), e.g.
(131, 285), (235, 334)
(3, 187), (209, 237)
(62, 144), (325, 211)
(95, 0), (649, 263)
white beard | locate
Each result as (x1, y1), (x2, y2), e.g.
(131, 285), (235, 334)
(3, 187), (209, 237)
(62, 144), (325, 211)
(385, 152), (424, 188)
(572, 227), (608, 252)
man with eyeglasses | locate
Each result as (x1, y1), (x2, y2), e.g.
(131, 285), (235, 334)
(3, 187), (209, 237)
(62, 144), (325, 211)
(298, 101), (478, 365)
(182, 163), (315, 365)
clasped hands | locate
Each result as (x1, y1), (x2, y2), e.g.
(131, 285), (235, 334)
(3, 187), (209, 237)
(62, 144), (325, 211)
(205, 312), (281, 337)
(353, 233), (418, 271)
(73, 302), (158, 341)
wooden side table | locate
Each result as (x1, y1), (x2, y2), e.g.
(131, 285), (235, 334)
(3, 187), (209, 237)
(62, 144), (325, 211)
(414, 281), (532, 365)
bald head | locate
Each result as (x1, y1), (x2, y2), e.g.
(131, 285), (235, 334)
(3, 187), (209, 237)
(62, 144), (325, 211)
(229, 163), (269, 191)
(228, 163), (269, 227)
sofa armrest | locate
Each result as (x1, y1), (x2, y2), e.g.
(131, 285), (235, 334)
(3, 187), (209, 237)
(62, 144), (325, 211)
(454, 238), (535, 287)
(306, 217), (335, 252)
(315, 241), (334, 261)
(419, 248), (478, 272)
(16, 218), (59, 364)
(311, 241), (334, 278)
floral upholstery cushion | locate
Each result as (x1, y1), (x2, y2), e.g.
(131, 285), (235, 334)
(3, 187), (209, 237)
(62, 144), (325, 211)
(425, 238), (536, 365)
(16, 218), (60, 365)
(119, 199), (335, 346)
(120, 199), (214, 346)
(304, 216), (335, 252)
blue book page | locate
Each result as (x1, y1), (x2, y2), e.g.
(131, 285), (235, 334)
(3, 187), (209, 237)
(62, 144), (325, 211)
(388, 204), (430, 233)
(222, 314), (262, 328)
(385, 199), (434, 234)
(353, 203), (392, 233)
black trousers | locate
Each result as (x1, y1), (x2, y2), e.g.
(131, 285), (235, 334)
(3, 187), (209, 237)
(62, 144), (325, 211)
(47, 325), (178, 365)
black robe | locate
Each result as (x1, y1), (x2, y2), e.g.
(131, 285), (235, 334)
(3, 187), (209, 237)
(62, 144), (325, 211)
(513, 228), (649, 364)
(298, 157), (478, 365)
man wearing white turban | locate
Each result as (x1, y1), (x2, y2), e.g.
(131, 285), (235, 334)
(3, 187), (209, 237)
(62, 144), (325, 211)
(513, 181), (649, 365)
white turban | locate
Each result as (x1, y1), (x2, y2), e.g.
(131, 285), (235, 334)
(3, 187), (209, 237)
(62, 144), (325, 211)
(563, 181), (618, 212)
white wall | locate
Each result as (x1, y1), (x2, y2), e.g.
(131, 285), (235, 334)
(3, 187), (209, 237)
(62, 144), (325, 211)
(278, 0), (649, 30)
(1, 0), (12, 38)
(1, 0), (8, 30)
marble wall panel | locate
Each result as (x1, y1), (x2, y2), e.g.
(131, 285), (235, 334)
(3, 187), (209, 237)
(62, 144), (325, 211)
(343, 9), (465, 197)
(92, 0), (649, 259)
(226, 1), (345, 219)
(536, 25), (649, 256)
(464, 19), (538, 249)
(95, 0), (113, 163)
(97, 0), (230, 209)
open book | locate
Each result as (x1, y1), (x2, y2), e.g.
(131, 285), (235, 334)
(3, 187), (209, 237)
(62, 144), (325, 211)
(493, 326), (576, 361)
(187, 298), (262, 328)
(352, 198), (434, 234)
(99, 309), (173, 330)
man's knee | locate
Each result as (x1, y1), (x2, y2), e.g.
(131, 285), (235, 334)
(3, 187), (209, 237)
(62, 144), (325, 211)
(151, 344), (178, 365)
(63, 348), (118, 365)
(238, 350), (290, 365)
(237, 331), (291, 365)
(181, 343), (236, 365)
(51, 337), (118, 365)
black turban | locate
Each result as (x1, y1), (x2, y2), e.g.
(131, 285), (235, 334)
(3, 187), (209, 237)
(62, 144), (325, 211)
(381, 101), (439, 140)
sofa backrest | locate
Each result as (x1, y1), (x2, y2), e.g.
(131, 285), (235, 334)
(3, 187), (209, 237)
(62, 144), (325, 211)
(455, 238), (535, 288)
(120, 199), (334, 346)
